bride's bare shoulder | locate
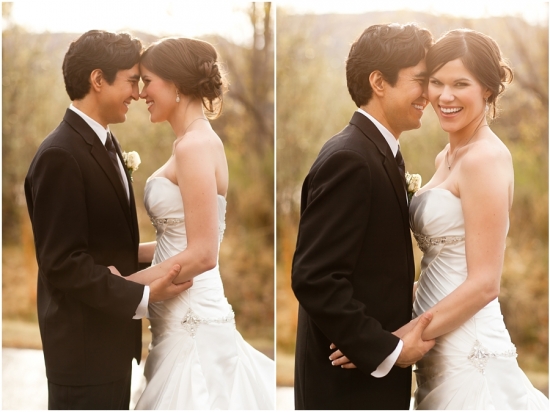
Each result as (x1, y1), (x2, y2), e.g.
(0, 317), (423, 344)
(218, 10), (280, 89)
(460, 133), (513, 189)
(468, 133), (512, 169)
(174, 129), (224, 158)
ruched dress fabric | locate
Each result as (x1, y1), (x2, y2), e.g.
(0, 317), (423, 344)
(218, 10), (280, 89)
(410, 188), (548, 410)
(135, 177), (275, 410)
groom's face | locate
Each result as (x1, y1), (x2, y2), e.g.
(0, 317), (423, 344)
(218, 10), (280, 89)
(98, 64), (140, 125)
(382, 59), (428, 137)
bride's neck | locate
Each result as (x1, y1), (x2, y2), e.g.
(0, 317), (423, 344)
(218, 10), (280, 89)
(168, 99), (206, 137)
(448, 113), (487, 151)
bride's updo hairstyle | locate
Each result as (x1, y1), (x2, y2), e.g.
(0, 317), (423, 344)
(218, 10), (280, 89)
(426, 29), (513, 119)
(141, 37), (226, 118)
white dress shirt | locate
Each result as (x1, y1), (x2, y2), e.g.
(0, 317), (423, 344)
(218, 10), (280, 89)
(356, 108), (404, 378)
(69, 104), (149, 319)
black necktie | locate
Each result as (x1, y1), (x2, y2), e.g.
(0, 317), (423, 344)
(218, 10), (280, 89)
(395, 146), (407, 191)
(105, 132), (125, 189)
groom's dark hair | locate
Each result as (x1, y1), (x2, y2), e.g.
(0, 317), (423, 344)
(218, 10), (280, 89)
(346, 23), (433, 107)
(63, 30), (142, 100)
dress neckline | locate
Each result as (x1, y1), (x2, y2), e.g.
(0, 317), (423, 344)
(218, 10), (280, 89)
(147, 175), (227, 202)
(414, 187), (460, 200)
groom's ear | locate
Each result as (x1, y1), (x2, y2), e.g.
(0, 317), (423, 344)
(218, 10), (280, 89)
(369, 70), (385, 97)
(90, 69), (104, 93)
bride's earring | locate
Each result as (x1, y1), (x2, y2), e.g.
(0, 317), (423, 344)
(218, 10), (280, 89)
(485, 97), (489, 113)
(176, 90), (180, 103)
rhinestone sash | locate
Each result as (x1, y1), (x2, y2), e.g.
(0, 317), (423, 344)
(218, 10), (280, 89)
(413, 232), (465, 253)
(151, 217), (183, 229)
(467, 339), (517, 374)
(181, 308), (235, 338)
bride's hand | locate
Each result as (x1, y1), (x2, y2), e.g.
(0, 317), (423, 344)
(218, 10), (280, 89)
(393, 317), (418, 339)
(329, 343), (357, 369)
(108, 266), (123, 277)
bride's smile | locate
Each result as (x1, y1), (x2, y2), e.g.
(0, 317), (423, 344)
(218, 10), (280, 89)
(428, 58), (490, 138)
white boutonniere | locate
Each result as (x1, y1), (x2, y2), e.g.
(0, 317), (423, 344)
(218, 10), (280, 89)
(122, 151), (141, 181)
(405, 172), (422, 202)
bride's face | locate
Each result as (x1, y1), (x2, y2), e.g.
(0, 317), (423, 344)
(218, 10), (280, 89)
(428, 58), (490, 134)
(139, 65), (178, 123)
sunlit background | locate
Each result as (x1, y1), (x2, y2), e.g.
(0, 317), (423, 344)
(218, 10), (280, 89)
(3, 0), (550, 408)
(3, 1), (273, 409)
(277, 0), (547, 24)
(276, 1), (548, 408)
(6, 0), (254, 44)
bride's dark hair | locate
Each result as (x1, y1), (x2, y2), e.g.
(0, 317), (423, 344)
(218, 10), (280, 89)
(140, 37), (226, 118)
(426, 29), (513, 119)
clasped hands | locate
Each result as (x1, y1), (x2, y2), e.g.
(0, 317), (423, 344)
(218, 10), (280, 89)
(329, 312), (435, 369)
(108, 264), (193, 302)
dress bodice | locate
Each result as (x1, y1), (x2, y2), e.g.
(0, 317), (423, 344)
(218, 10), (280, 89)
(406, 188), (547, 410)
(409, 188), (509, 330)
(144, 176), (226, 266)
(136, 176), (275, 410)
(409, 188), (467, 284)
(143, 176), (232, 344)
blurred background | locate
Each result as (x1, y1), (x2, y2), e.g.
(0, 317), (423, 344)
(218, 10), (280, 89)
(2, 1), (273, 408)
(276, 0), (548, 406)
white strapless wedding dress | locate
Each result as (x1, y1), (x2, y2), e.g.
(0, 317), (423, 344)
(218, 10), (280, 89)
(135, 176), (275, 410)
(410, 188), (548, 410)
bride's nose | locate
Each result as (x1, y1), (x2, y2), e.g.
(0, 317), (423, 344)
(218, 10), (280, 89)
(439, 85), (454, 103)
(139, 87), (147, 99)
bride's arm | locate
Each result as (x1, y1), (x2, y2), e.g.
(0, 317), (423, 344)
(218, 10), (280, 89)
(127, 134), (221, 285)
(419, 144), (513, 341)
(138, 241), (156, 263)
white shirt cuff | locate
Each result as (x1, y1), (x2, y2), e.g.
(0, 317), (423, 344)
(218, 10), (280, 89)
(133, 286), (150, 319)
(371, 339), (403, 378)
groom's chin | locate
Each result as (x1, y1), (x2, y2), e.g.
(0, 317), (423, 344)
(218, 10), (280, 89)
(111, 115), (127, 124)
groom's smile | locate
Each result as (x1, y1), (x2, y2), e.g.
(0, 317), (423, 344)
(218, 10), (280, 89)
(99, 63), (140, 125)
(382, 59), (428, 137)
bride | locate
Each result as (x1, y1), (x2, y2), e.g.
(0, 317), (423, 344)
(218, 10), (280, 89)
(409, 29), (548, 409)
(113, 37), (274, 409)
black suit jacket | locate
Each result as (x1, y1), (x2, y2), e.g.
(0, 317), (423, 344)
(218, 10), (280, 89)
(24, 109), (145, 386)
(291, 112), (415, 409)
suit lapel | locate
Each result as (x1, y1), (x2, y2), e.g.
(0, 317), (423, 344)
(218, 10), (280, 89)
(63, 110), (136, 242)
(349, 112), (410, 232)
(111, 133), (140, 247)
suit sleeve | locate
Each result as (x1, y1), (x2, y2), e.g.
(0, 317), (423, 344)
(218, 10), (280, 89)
(26, 146), (144, 318)
(291, 149), (400, 374)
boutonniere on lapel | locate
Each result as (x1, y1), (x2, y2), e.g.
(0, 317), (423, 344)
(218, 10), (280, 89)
(122, 151), (141, 181)
(405, 172), (422, 202)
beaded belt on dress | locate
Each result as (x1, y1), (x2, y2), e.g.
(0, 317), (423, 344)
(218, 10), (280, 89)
(181, 308), (235, 338)
(413, 232), (465, 253)
(468, 339), (517, 374)
(151, 217), (183, 229)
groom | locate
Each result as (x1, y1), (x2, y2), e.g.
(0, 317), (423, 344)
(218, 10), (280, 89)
(292, 23), (435, 409)
(24, 30), (192, 410)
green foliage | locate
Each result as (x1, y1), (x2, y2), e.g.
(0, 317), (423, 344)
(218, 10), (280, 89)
(276, 9), (548, 374)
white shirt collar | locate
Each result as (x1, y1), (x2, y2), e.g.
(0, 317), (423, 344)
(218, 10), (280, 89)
(69, 104), (110, 145)
(357, 108), (399, 157)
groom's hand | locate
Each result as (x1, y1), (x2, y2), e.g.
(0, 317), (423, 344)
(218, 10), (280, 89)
(395, 312), (435, 368)
(329, 343), (357, 369)
(149, 264), (193, 302)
